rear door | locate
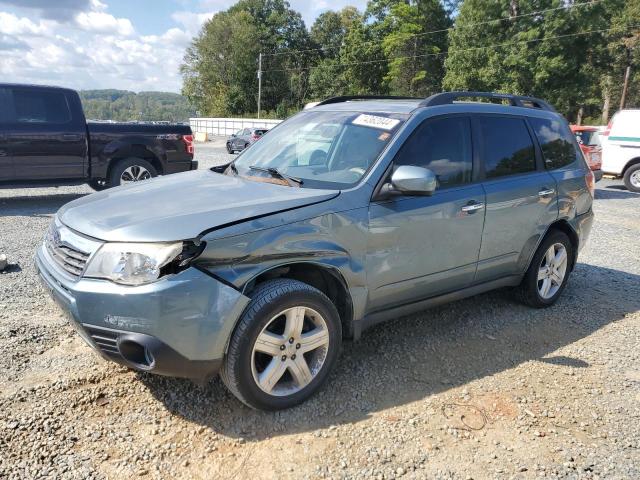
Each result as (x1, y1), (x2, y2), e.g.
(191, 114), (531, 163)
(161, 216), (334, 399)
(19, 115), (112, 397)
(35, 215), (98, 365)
(0, 87), (14, 181)
(530, 116), (592, 218)
(7, 86), (87, 180)
(367, 115), (486, 311)
(474, 114), (558, 282)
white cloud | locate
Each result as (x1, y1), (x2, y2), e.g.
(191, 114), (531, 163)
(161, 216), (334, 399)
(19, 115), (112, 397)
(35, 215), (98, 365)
(75, 11), (135, 36)
(0, 11), (51, 35)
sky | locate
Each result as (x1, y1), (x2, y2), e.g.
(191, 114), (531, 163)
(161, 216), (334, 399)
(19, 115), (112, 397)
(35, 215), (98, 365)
(0, 0), (367, 93)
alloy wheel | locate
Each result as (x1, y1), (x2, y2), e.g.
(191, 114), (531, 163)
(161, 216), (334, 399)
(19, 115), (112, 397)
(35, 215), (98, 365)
(537, 242), (568, 299)
(630, 170), (640, 189)
(251, 306), (330, 397)
(120, 165), (151, 183)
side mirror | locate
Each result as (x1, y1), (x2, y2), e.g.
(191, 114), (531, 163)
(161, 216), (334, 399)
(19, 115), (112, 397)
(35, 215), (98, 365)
(384, 166), (437, 197)
(231, 134), (236, 138)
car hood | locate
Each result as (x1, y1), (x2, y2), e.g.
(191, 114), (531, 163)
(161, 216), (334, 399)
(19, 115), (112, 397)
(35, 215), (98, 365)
(58, 170), (339, 242)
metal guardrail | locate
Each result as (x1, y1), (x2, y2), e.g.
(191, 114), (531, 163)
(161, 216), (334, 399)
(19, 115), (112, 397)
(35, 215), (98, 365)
(190, 117), (282, 137)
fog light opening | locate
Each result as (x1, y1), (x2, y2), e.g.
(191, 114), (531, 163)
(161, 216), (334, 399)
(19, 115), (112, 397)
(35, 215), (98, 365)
(118, 340), (155, 369)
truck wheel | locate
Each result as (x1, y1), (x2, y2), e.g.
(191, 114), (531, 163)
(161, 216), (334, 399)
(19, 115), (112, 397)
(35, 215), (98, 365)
(623, 164), (640, 193)
(109, 158), (157, 187)
(516, 230), (573, 308)
(220, 279), (342, 411)
(88, 179), (109, 191)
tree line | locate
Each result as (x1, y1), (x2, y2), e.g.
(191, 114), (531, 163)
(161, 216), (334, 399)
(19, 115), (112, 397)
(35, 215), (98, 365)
(180, 0), (639, 124)
(80, 90), (195, 123)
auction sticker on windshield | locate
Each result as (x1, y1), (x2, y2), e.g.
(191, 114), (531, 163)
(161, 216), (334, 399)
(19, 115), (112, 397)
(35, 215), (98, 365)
(352, 114), (400, 131)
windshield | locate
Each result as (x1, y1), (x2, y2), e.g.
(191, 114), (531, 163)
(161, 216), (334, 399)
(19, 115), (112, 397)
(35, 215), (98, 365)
(230, 110), (407, 189)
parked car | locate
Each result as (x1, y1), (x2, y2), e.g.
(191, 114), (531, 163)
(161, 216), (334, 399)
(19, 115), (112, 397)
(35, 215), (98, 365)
(37, 92), (594, 411)
(0, 83), (196, 190)
(226, 127), (268, 153)
(570, 125), (603, 180)
(600, 109), (640, 192)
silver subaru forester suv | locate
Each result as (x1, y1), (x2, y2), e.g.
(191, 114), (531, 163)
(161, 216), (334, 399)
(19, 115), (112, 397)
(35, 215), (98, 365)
(37, 92), (594, 410)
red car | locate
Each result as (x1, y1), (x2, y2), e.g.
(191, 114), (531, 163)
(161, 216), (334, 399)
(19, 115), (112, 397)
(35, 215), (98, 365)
(570, 125), (603, 180)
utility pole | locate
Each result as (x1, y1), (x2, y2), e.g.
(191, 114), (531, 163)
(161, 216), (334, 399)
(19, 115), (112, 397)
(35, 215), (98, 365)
(257, 52), (263, 119)
(620, 65), (631, 110)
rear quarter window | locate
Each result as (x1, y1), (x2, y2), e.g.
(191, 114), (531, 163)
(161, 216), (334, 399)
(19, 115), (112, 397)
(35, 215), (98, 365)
(530, 117), (580, 169)
(12, 88), (72, 124)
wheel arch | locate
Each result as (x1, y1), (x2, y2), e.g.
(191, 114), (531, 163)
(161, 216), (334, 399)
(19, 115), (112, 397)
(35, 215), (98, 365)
(106, 144), (163, 180)
(243, 262), (355, 339)
(622, 157), (640, 175)
(528, 220), (580, 273)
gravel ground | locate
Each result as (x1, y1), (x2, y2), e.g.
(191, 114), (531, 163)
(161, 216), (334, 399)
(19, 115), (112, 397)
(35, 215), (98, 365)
(1, 145), (639, 479)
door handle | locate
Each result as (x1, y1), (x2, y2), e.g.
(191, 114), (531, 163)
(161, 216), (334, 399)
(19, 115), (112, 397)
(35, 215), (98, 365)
(538, 188), (555, 197)
(461, 202), (485, 213)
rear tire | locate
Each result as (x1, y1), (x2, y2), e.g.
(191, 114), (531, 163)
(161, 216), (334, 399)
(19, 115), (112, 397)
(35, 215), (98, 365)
(516, 230), (573, 308)
(220, 279), (342, 411)
(623, 164), (640, 193)
(109, 158), (157, 187)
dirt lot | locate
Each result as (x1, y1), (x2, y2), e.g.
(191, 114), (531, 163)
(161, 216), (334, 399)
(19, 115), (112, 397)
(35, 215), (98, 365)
(1, 144), (639, 479)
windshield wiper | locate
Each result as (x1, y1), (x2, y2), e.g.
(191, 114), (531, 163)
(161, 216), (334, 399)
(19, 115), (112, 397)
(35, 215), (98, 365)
(249, 165), (303, 186)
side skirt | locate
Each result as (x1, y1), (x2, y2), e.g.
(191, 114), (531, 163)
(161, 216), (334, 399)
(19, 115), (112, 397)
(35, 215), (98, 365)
(353, 275), (522, 339)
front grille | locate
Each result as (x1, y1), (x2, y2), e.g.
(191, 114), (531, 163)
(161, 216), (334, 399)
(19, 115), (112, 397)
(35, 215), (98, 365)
(44, 224), (91, 278)
(83, 325), (122, 357)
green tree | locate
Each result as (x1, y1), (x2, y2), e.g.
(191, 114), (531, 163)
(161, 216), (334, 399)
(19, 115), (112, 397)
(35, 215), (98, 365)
(181, 0), (313, 116)
(380, 0), (449, 96)
(444, 0), (635, 122)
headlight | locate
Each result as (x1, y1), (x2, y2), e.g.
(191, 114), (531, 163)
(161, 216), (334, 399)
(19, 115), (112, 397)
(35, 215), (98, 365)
(84, 242), (183, 286)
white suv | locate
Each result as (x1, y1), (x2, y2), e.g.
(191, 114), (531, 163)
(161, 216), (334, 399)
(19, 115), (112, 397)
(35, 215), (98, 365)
(601, 109), (640, 192)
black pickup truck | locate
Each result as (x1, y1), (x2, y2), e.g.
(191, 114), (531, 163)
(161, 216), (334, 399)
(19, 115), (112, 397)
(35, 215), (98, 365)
(0, 83), (196, 190)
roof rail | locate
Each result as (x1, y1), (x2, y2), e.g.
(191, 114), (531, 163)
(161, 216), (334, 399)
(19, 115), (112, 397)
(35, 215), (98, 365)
(315, 95), (422, 107)
(419, 91), (557, 112)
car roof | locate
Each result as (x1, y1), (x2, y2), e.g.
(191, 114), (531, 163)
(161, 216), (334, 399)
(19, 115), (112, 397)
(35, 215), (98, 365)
(0, 82), (76, 93)
(571, 125), (600, 131)
(311, 99), (563, 122)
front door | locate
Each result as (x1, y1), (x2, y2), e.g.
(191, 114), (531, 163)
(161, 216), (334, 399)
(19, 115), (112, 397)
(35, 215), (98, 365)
(7, 87), (87, 180)
(474, 114), (558, 282)
(366, 115), (486, 313)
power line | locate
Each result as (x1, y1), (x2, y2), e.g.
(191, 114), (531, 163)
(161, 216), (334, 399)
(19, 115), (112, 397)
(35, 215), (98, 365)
(261, 24), (636, 74)
(260, 0), (605, 58)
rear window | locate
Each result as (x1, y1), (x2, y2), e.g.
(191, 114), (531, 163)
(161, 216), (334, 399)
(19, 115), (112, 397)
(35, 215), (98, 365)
(574, 130), (601, 147)
(479, 116), (536, 178)
(530, 117), (579, 169)
(12, 88), (72, 124)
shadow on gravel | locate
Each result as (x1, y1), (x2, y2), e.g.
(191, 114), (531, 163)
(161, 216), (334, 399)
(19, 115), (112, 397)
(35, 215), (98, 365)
(0, 193), (86, 217)
(595, 187), (640, 200)
(140, 263), (640, 441)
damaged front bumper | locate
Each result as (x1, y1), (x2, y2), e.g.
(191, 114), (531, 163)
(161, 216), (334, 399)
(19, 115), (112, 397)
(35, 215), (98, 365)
(35, 246), (250, 381)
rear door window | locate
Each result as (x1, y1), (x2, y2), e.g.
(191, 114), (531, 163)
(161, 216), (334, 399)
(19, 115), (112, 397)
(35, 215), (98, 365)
(478, 116), (536, 178)
(394, 116), (473, 188)
(530, 117), (580, 169)
(12, 88), (72, 124)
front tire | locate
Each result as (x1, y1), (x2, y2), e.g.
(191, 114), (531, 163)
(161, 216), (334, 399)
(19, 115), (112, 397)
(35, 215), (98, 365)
(220, 279), (342, 410)
(623, 164), (640, 193)
(109, 158), (157, 187)
(516, 230), (573, 308)
(226, 143), (234, 154)
(88, 179), (109, 191)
